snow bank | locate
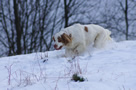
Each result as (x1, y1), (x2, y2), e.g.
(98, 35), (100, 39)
(0, 41), (136, 90)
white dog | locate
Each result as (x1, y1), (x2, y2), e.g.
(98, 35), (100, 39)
(53, 23), (112, 57)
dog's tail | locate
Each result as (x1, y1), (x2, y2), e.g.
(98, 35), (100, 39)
(105, 29), (112, 41)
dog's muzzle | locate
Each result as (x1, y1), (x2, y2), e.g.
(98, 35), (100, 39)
(54, 44), (63, 50)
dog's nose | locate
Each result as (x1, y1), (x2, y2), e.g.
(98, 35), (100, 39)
(54, 44), (57, 48)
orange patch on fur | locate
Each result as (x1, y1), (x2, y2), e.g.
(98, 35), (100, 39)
(61, 33), (72, 45)
(84, 26), (88, 32)
(57, 33), (72, 45)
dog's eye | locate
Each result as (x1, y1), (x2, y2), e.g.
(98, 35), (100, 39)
(53, 37), (55, 41)
(58, 39), (61, 42)
(58, 37), (62, 42)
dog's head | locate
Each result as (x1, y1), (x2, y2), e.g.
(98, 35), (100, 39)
(53, 32), (72, 50)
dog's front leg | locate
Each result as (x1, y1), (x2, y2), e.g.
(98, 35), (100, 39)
(65, 48), (75, 57)
(73, 43), (86, 56)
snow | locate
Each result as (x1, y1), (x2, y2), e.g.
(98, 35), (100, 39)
(0, 40), (136, 90)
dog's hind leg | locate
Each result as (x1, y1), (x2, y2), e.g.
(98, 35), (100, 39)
(94, 32), (107, 49)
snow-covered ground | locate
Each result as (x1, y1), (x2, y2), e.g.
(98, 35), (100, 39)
(0, 41), (136, 90)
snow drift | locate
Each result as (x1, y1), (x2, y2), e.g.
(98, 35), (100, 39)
(0, 41), (136, 90)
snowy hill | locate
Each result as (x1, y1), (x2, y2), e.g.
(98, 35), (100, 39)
(0, 41), (136, 90)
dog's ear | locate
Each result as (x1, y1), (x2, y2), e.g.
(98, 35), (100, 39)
(61, 33), (72, 45)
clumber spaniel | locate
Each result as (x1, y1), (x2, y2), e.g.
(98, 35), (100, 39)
(53, 23), (112, 57)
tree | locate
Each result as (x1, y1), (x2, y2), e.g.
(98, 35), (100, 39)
(0, 0), (60, 56)
(113, 0), (136, 40)
(62, 0), (85, 27)
(89, 0), (136, 40)
(119, 0), (128, 40)
(0, 0), (136, 57)
(13, 0), (22, 54)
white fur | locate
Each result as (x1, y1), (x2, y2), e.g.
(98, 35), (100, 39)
(53, 23), (112, 57)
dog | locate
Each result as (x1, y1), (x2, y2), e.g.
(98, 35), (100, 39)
(53, 23), (112, 57)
